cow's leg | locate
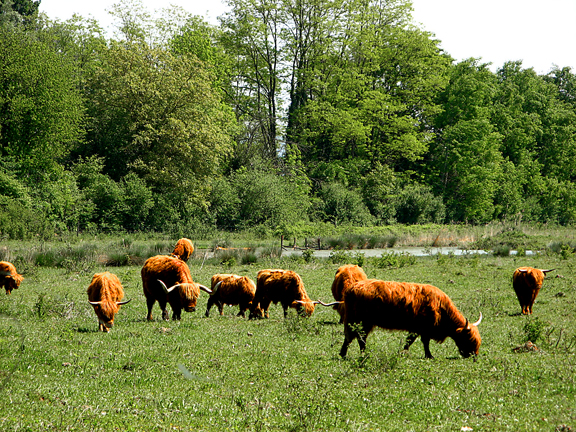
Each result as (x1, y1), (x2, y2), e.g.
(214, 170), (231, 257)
(146, 298), (156, 321)
(421, 336), (433, 359)
(172, 307), (181, 320)
(340, 320), (362, 357)
(158, 298), (170, 321)
(205, 296), (215, 317)
(261, 300), (271, 318)
(403, 333), (419, 351)
(238, 302), (248, 317)
(218, 301), (224, 316)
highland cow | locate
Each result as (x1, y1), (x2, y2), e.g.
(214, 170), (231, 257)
(331, 264), (368, 322)
(87, 272), (131, 332)
(249, 269), (317, 319)
(205, 274), (256, 317)
(171, 238), (194, 262)
(141, 255), (211, 321)
(340, 279), (482, 359)
(512, 267), (554, 315)
(0, 261), (23, 295)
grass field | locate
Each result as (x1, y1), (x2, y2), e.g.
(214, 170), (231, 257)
(1, 238), (575, 431)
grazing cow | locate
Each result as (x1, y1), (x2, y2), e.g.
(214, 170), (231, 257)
(249, 269), (317, 319)
(87, 272), (131, 332)
(331, 264), (368, 322)
(512, 267), (555, 315)
(141, 255), (211, 321)
(0, 261), (24, 295)
(171, 238), (194, 262)
(205, 274), (256, 317)
(339, 279), (482, 359)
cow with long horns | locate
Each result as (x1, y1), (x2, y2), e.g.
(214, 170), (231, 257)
(205, 274), (256, 317)
(0, 261), (23, 295)
(339, 279), (482, 359)
(512, 267), (554, 315)
(141, 255), (211, 321)
(87, 272), (131, 332)
(331, 264), (368, 323)
(249, 269), (318, 319)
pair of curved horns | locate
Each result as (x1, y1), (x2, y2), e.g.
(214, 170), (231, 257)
(89, 299), (131, 306)
(518, 268), (555, 274)
(158, 279), (212, 294)
(295, 299), (342, 307)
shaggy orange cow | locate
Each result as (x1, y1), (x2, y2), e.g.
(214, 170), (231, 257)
(340, 279), (482, 359)
(205, 274), (256, 317)
(249, 269), (318, 319)
(87, 272), (131, 332)
(331, 264), (368, 322)
(0, 261), (24, 295)
(512, 267), (554, 315)
(141, 255), (211, 321)
(171, 238), (194, 262)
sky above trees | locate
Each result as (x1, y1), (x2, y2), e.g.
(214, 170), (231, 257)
(39, 0), (576, 75)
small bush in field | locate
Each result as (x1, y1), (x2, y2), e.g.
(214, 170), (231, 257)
(523, 317), (548, 343)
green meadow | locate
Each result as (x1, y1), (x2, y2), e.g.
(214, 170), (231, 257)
(1, 234), (575, 431)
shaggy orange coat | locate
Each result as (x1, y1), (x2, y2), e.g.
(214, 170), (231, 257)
(512, 267), (553, 315)
(171, 238), (194, 262)
(206, 274), (256, 317)
(249, 269), (315, 318)
(87, 272), (128, 332)
(340, 279), (482, 359)
(0, 261), (24, 295)
(141, 255), (201, 321)
(331, 264), (368, 322)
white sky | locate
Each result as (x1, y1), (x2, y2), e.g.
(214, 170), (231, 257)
(39, 0), (576, 75)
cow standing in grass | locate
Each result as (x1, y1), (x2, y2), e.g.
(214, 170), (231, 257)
(206, 274), (256, 317)
(141, 255), (211, 321)
(331, 264), (368, 323)
(87, 272), (131, 332)
(512, 267), (554, 315)
(0, 261), (23, 295)
(171, 238), (194, 262)
(249, 269), (318, 319)
(339, 279), (482, 359)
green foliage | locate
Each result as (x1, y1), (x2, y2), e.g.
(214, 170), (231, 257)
(315, 182), (373, 226)
(523, 317), (548, 343)
(210, 166), (310, 230)
(0, 26), (84, 176)
(373, 251), (416, 269)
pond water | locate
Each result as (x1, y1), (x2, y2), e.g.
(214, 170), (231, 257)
(281, 247), (537, 257)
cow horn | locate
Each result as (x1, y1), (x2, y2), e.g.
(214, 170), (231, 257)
(0, 270), (12, 277)
(210, 281), (222, 296)
(88, 300), (103, 305)
(158, 279), (180, 293)
(541, 269), (555, 274)
(295, 300), (312, 304)
(518, 268), (528, 273)
(472, 312), (483, 327)
(198, 284), (212, 294)
(316, 300), (342, 307)
(117, 299), (132, 305)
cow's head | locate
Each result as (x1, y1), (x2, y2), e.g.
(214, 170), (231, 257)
(158, 279), (210, 313)
(88, 299), (131, 332)
(292, 300), (317, 317)
(453, 313), (482, 358)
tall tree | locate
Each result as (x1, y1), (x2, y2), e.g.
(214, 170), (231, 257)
(0, 26), (84, 178)
(220, 0), (284, 162)
(84, 40), (236, 202)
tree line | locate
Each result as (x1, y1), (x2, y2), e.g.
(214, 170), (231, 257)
(1, 0), (576, 239)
